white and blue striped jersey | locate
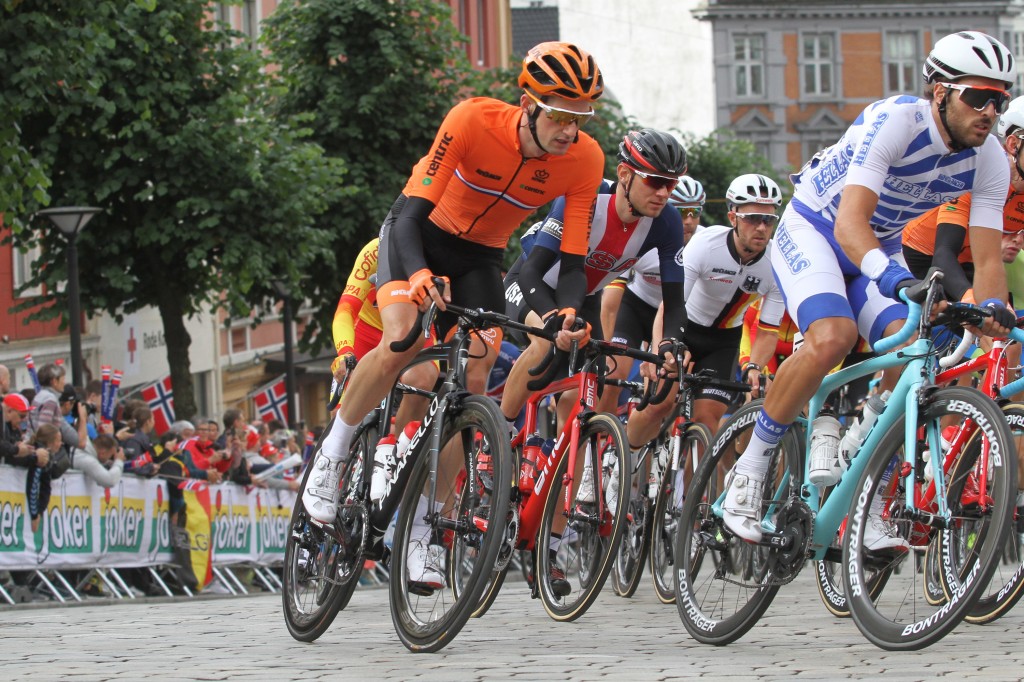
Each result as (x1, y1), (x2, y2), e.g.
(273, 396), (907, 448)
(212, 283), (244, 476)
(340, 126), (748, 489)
(790, 95), (1007, 244)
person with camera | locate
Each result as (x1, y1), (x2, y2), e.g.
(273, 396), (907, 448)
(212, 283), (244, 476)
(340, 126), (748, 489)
(71, 433), (126, 488)
(120, 405), (159, 476)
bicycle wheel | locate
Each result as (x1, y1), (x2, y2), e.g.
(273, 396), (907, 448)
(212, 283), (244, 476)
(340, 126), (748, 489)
(612, 441), (655, 598)
(535, 412), (631, 621)
(673, 400), (800, 645)
(650, 423), (711, 604)
(945, 401), (1024, 625)
(282, 422), (374, 642)
(815, 522), (893, 618)
(843, 386), (1016, 650)
(389, 395), (513, 653)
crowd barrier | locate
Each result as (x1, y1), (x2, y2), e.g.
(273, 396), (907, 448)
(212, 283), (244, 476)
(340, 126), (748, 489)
(0, 465), (296, 602)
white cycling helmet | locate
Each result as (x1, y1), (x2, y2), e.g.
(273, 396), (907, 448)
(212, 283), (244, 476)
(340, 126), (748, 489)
(923, 31), (1016, 89)
(670, 176), (706, 208)
(998, 96), (1024, 138)
(726, 173), (782, 208)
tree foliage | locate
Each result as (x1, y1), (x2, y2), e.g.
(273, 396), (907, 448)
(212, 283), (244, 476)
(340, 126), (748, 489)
(2, 0), (344, 418)
(676, 130), (786, 226)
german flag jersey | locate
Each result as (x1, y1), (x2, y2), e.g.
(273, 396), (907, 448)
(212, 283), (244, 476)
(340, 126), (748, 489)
(683, 225), (785, 330)
(402, 97), (605, 255)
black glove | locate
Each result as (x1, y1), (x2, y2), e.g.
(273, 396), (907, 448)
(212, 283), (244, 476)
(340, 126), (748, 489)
(981, 299), (1016, 330)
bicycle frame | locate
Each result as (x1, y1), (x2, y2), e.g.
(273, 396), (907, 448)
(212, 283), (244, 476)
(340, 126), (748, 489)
(711, 297), (1024, 560)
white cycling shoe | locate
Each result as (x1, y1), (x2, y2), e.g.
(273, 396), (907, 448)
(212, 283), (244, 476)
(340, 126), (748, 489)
(863, 513), (910, 552)
(301, 451), (345, 524)
(721, 468), (765, 543)
(407, 540), (445, 589)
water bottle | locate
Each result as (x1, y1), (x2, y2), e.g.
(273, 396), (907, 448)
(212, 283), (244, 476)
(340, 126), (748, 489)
(396, 421), (420, 461)
(922, 424), (954, 484)
(808, 411), (842, 486)
(370, 434), (396, 502)
(520, 435), (545, 492)
(837, 390), (891, 475)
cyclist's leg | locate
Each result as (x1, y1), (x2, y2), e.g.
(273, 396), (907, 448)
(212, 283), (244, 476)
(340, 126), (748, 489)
(597, 290), (656, 414)
(723, 209), (858, 540)
(499, 262), (553, 423)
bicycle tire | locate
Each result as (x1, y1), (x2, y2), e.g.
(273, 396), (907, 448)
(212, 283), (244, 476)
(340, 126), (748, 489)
(282, 423), (374, 642)
(612, 442), (655, 598)
(535, 412), (631, 621)
(650, 423), (712, 604)
(948, 401), (1024, 625)
(673, 400), (800, 645)
(388, 395), (513, 653)
(843, 386), (1016, 650)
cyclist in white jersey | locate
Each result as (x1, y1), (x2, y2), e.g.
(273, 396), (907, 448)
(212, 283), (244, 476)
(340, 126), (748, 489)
(597, 176), (706, 415)
(723, 31), (1018, 549)
(626, 174), (786, 448)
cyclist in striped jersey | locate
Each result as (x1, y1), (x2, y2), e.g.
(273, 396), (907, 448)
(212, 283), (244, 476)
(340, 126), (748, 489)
(723, 31), (1018, 547)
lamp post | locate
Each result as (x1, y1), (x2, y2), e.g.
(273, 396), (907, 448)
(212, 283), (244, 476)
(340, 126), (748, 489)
(37, 206), (101, 387)
(271, 279), (297, 428)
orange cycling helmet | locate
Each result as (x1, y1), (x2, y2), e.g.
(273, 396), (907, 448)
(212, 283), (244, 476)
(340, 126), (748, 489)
(519, 42), (604, 102)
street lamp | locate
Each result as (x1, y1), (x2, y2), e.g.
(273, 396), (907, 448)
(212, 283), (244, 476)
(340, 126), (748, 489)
(37, 206), (101, 387)
(271, 279), (297, 428)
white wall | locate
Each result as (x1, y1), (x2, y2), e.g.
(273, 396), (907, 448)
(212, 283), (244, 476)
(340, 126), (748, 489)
(558, 0), (715, 139)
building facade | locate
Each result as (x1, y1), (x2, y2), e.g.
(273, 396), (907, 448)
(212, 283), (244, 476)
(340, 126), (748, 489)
(697, 0), (1024, 173)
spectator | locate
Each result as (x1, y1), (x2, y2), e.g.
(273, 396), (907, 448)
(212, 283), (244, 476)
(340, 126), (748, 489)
(0, 364), (10, 395)
(215, 408), (246, 450)
(181, 420), (226, 484)
(169, 420), (195, 439)
(30, 362), (66, 429)
(155, 432), (186, 525)
(71, 433), (125, 488)
(0, 394), (47, 469)
(83, 379), (104, 437)
(121, 406), (158, 476)
(57, 384), (89, 452)
(27, 423), (59, 532)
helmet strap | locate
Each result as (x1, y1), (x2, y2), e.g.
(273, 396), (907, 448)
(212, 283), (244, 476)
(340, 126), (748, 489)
(623, 173), (643, 218)
(1013, 135), (1024, 179)
(525, 105), (551, 155)
(937, 96), (968, 153)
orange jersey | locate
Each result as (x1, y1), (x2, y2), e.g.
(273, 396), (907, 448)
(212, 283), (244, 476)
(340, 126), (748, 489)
(402, 97), (604, 255)
(902, 187), (1024, 260)
(332, 238), (382, 356)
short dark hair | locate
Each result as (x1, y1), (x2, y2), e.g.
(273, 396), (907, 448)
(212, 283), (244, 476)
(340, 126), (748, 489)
(222, 408), (243, 430)
(94, 434), (117, 451)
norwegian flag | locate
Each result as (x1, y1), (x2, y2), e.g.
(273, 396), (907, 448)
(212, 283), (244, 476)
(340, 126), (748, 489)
(141, 375), (175, 435)
(252, 375), (288, 425)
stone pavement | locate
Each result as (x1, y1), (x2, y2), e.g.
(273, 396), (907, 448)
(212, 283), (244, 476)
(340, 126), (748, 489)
(3, 568), (1024, 681)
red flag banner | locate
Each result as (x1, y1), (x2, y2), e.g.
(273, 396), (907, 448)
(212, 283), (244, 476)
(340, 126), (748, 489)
(140, 375), (175, 435)
(251, 375), (288, 425)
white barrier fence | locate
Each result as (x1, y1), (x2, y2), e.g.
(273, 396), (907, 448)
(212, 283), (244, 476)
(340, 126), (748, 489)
(0, 465), (296, 572)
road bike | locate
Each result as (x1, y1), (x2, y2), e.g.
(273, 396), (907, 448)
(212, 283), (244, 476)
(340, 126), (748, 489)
(283, 301), (515, 653)
(674, 271), (1020, 650)
(471, 329), (665, 621)
(611, 368), (750, 604)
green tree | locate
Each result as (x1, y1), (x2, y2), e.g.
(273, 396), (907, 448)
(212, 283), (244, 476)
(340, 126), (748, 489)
(3, 0), (344, 419)
(261, 0), (476, 351)
(677, 130), (786, 226)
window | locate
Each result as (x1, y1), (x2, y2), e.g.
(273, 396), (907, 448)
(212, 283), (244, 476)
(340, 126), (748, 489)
(11, 243), (42, 298)
(230, 326), (249, 354)
(885, 31), (919, 95)
(802, 132), (842, 164)
(214, 3), (230, 26)
(734, 34), (765, 97)
(802, 33), (835, 97)
(458, 0), (469, 35)
(1006, 30), (1024, 93)
(241, 0), (259, 48)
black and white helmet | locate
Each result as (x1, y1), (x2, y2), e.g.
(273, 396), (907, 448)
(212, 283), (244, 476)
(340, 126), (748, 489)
(998, 96), (1024, 138)
(923, 31), (1016, 89)
(726, 174), (782, 208)
(618, 129), (688, 177)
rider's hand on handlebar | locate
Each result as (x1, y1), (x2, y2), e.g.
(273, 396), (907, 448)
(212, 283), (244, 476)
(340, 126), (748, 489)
(979, 298), (1016, 338)
(552, 308), (590, 352)
(656, 338), (682, 379)
(408, 269), (450, 313)
(742, 362), (767, 399)
(331, 351), (354, 383)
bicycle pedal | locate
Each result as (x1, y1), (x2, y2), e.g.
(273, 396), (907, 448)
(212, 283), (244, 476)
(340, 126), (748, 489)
(408, 581), (437, 597)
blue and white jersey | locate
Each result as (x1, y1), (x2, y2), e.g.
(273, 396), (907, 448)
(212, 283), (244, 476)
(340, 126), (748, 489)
(791, 95), (1007, 244)
(532, 191), (685, 295)
(520, 179), (615, 257)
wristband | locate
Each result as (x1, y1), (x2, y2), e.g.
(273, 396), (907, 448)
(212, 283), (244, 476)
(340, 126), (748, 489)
(742, 362), (760, 374)
(980, 298), (1005, 309)
(860, 248), (889, 281)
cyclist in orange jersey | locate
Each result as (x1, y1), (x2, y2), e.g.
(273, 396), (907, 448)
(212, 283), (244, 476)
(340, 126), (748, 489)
(303, 42), (607, 587)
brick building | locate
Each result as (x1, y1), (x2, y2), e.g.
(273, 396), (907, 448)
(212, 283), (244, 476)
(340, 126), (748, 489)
(697, 0), (1024, 172)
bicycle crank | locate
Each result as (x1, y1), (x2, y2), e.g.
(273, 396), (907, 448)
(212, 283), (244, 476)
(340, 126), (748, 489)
(763, 498), (812, 585)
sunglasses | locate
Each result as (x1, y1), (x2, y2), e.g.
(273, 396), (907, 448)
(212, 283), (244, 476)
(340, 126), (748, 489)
(526, 91), (594, 128)
(677, 207), (702, 219)
(940, 82), (1011, 114)
(631, 168), (680, 191)
(737, 212), (779, 227)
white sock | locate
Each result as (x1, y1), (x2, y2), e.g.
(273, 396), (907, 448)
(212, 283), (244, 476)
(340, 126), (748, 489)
(410, 495), (431, 545)
(549, 532), (561, 553)
(320, 410), (359, 462)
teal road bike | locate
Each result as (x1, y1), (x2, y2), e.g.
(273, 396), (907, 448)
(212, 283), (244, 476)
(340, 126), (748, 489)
(673, 271), (1021, 650)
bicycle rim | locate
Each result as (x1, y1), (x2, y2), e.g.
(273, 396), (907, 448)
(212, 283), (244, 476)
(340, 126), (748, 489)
(651, 424), (711, 604)
(612, 443), (653, 598)
(843, 386), (1016, 650)
(282, 425), (370, 642)
(674, 401), (797, 645)
(388, 396), (512, 653)
(536, 412), (631, 621)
